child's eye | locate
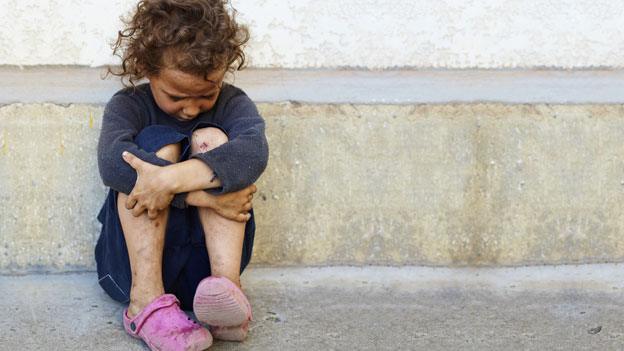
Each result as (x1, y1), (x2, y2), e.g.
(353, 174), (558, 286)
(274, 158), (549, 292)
(169, 95), (214, 101)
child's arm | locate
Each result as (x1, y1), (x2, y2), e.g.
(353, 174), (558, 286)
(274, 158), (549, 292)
(122, 150), (255, 221)
(122, 88), (268, 218)
(120, 153), (223, 217)
(187, 90), (269, 194)
(97, 92), (188, 209)
(170, 91), (269, 194)
(124, 88), (268, 216)
(186, 185), (256, 222)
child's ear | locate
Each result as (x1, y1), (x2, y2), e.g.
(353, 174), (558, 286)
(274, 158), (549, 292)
(145, 72), (161, 84)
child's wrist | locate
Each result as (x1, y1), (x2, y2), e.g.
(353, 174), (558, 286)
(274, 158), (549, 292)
(160, 166), (181, 194)
(202, 191), (216, 209)
(185, 191), (198, 206)
(185, 190), (215, 208)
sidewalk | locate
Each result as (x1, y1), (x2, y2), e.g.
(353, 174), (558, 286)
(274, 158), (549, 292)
(1, 265), (623, 350)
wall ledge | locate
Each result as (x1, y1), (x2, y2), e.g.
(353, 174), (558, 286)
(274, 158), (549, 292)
(1, 67), (623, 105)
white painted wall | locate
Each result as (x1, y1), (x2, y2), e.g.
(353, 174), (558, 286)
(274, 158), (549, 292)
(0, 0), (622, 69)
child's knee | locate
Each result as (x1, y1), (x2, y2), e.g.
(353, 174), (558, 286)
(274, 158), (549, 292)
(191, 127), (228, 154)
(155, 143), (181, 163)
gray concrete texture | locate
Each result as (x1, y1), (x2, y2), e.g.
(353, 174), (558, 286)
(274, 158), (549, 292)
(3, 67), (624, 105)
(1, 265), (624, 351)
(1, 103), (624, 271)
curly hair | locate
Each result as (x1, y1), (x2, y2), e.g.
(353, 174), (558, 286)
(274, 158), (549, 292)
(108, 0), (249, 86)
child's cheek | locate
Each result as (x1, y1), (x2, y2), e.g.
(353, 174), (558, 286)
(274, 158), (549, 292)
(160, 101), (179, 116)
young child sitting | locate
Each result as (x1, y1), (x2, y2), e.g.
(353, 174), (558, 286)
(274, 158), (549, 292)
(95, 1), (268, 349)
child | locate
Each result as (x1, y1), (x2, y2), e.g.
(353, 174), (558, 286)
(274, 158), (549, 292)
(95, 0), (268, 349)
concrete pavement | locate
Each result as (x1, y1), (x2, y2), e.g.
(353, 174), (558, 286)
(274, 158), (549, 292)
(1, 265), (623, 350)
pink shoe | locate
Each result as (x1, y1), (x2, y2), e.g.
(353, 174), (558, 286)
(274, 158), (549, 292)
(193, 276), (252, 341)
(209, 321), (250, 341)
(123, 294), (213, 351)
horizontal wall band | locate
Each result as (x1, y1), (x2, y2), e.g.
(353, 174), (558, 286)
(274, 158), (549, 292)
(3, 103), (624, 269)
(1, 66), (623, 105)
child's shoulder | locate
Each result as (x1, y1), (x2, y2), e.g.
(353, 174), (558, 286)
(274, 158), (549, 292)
(216, 83), (256, 111)
(109, 83), (151, 104)
(102, 83), (157, 124)
(219, 83), (247, 101)
(211, 83), (261, 121)
(104, 83), (155, 116)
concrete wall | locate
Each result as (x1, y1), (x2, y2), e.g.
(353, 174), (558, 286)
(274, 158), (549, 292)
(1, 0), (623, 69)
(1, 1), (623, 273)
(2, 102), (624, 272)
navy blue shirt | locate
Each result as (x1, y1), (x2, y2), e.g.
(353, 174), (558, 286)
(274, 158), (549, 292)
(97, 83), (269, 208)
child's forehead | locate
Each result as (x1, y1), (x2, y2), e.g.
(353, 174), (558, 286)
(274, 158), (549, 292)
(158, 68), (225, 93)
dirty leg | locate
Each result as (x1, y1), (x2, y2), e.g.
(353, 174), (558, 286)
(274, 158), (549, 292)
(118, 143), (181, 317)
(191, 127), (246, 287)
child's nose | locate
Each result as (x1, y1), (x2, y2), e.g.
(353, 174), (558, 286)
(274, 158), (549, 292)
(183, 105), (200, 118)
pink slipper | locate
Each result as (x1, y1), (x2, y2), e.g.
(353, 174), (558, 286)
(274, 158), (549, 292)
(124, 294), (213, 351)
(209, 321), (250, 341)
(193, 276), (252, 341)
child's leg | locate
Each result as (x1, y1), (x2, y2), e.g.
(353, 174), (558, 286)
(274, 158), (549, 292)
(198, 207), (246, 286)
(190, 127), (245, 287)
(119, 143), (181, 317)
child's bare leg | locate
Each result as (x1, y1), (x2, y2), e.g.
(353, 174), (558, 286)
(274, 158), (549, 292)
(191, 127), (245, 287)
(198, 207), (246, 286)
(119, 143), (181, 317)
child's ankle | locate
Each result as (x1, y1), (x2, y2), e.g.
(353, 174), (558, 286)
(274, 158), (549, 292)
(128, 293), (163, 318)
(213, 274), (241, 288)
(127, 302), (143, 318)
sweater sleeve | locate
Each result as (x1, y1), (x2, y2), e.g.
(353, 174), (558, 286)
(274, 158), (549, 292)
(97, 92), (188, 208)
(190, 91), (269, 194)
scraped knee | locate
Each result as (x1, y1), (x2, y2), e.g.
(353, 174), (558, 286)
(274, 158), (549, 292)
(191, 127), (228, 154)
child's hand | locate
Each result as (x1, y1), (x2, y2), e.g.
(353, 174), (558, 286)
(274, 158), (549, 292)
(122, 151), (175, 219)
(211, 184), (257, 222)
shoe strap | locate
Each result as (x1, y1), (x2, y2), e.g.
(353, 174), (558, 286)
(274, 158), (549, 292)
(125, 294), (179, 336)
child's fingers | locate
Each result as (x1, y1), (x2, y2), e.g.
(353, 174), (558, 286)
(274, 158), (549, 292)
(243, 185), (256, 195)
(126, 195), (137, 210)
(122, 151), (140, 170)
(131, 203), (146, 217)
(236, 213), (249, 222)
(147, 209), (159, 219)
(215, 208), (236, 222)
(228, 213), (242, 222)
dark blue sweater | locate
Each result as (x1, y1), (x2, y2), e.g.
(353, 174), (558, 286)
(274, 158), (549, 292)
(97, 83), (269, 209)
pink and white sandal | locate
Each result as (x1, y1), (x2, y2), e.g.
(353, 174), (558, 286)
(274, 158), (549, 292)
(123, 294), (213, 351)
(193, 276), (253, 341)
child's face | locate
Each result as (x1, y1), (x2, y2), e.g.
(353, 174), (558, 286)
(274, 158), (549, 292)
(149, 68), (225, 122)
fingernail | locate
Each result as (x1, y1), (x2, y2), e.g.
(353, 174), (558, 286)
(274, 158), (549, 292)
(122, 151), (128, 157)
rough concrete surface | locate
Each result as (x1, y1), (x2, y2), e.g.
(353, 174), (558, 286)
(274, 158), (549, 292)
(1, 103), (624, 271)
(1, 266), (623, 351)
(2, 0), (624, 69)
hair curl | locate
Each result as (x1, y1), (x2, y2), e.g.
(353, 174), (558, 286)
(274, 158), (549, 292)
(108, 0), (249, 86)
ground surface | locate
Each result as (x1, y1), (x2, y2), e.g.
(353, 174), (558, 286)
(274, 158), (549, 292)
(1, 265), (623, 351)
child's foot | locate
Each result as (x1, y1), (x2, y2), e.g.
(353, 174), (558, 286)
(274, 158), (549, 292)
(124, 294), (212, 351)
(193, 276), (252, 341)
